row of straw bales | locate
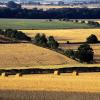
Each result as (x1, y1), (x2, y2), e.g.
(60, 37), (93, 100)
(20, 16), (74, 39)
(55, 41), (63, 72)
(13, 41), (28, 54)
(0, 70), (79, 77)
(54, 70), (79, 76)
(0, 73), (22, 77)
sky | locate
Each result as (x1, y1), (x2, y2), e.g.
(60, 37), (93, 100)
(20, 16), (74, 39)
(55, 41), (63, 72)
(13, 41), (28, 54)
(0, 0), (98, 3)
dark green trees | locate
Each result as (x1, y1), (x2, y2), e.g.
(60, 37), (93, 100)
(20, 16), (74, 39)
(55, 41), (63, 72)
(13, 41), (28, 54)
(48, 36), (59, 49)
(77, 43), (94, 63)
(86, 34), (98, 43)
(0, 29), (31, 41)
(34, 33), (47, 47)
(34, 33), (59, 49)
(64, 44), (94, 63)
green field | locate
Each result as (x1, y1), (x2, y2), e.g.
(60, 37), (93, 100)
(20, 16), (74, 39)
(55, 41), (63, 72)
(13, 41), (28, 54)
(0, 19), (95, 29)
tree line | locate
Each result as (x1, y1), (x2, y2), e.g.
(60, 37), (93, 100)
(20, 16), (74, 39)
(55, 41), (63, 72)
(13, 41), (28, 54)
(71, 20), (100, 27)
(33, 33), (59, 49)
(1, 7), (100, 19)
(0, 29), (31, 41)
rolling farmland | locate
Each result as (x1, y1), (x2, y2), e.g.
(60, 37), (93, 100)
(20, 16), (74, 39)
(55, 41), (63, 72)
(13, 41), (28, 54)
(21, 29), (100, 64)
(0, 4), (100, 100)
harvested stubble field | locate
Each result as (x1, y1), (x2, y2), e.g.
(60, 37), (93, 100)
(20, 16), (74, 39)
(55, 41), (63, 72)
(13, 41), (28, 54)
(0, 43), (78, 68)
(0, 74), (100, 100)
(21, 29), (100, 43)
(0, 19), (94, 29)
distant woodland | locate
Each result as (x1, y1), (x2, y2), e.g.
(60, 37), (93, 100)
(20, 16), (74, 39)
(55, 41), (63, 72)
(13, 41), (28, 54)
(0, 7), (100, 19)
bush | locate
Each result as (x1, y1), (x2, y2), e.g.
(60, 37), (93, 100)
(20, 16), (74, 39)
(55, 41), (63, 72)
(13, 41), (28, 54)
(66, 41), (70, 44)
(88, 21), (100, 27)
(86, 34), (98, 43)
(64, 49), (75, 58)
(81, 20), (85, 23)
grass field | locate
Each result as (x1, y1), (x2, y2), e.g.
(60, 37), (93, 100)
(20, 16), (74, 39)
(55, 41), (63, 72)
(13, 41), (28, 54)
(0, 43), (78, 68)
(0, 19), (94, 29)
(0, 74), (100, 100)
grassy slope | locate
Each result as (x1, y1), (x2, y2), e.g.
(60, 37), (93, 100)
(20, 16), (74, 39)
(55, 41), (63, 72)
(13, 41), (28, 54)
(0, 43), (78, 68)
(0, 19), (93, 29)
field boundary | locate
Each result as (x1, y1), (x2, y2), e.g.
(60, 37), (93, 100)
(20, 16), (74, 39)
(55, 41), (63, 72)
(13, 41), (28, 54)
(0, 66), (100, 76)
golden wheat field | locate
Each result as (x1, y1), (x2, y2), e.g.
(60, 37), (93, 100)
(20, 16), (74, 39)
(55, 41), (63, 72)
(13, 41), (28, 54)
(0, 43), (78, 68)
(0, 73), (100, 92)
(21, 29), (100, 43)
(0, 73), (100, 100)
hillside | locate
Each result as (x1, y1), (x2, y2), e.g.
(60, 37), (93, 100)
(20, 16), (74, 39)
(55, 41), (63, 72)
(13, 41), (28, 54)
(0, 43), (78, 68)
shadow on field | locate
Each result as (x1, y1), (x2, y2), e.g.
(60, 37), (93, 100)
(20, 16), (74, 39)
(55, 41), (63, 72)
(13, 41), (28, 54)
(0, 90), (100, 100)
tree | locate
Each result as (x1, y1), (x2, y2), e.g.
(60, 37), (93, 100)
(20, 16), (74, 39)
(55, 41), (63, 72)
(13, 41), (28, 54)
(34, 33), (41, 44)
(6, 1), (21, 9)
(77, 43), (94, 63)
(34, 33), (48, 47)
(64, 49), (75, 58)
(39, 34), (48, 47)
(0, 29), (31, 41)
(47, 36), (59, 49)
(86, 34), (98, 43)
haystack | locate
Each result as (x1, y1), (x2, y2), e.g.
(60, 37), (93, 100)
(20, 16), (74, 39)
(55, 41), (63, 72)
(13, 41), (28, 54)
(1, 72), (8, 77)
(54, 70), (60, 75)
(15, 73), (22, 77)
(72, 71), (79, 76)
